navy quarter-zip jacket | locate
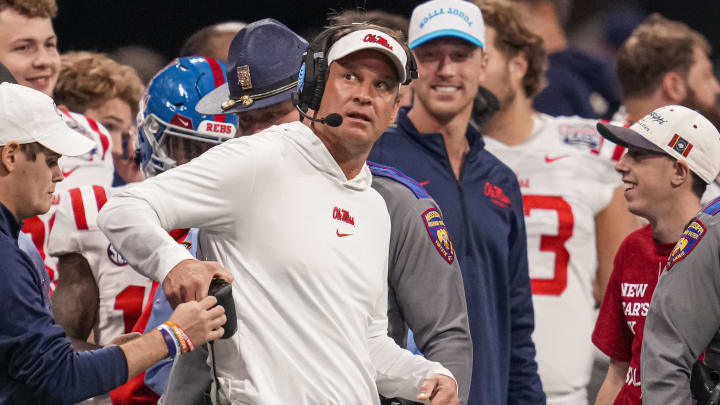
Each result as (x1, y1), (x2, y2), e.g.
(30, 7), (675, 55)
(369, 107), (545, 405)
(0, 202), (127, 404)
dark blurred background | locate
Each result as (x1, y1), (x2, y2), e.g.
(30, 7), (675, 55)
(54, 0), (720, 65)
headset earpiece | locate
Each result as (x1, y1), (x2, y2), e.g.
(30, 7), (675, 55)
(296, 29), (334, 112)
(308, 59), (327, 111)
(404, 51), (419, 86)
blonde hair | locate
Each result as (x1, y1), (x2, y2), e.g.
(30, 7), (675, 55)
(0, 0), (56, 18)
(54, 51), (145, 115)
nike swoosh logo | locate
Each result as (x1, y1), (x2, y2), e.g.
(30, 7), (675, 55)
(62, 166), (80, 177)
(420, 181), (430, 186)
(177, 117), (190, 126)
(545, 155), (569, 163)
(336, 230), (352, 237)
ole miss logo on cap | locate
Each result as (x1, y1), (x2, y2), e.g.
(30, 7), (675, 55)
(363, 33), (393, 50)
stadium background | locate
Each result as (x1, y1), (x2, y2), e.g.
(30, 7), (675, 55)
(54, 0), (720, 70)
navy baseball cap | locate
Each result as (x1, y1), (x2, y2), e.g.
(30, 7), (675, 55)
(196, 19), (308, 115)
(0, 62), (16, 84)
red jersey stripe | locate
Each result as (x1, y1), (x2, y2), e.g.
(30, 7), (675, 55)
(205, 57), (227, 123)
(168, 228), (190, 243)
(92, 185), (108, 212)
(86, 117), (111, 160)
(611, 145), (626, 161)
(48, 212), (56, 233)
(69, 188), (89, 231)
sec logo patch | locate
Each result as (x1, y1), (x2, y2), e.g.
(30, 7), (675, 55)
(107, 244), (128, 266)
(422, 208), (455, 264)
(666, 218), (706, 272)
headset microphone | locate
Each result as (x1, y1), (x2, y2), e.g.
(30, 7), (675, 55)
(294, 104), (343, 127)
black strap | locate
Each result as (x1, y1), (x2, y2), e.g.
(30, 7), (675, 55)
(210, 341), (222, 405)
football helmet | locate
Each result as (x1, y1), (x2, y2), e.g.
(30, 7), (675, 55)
(136, 57), (239, 178)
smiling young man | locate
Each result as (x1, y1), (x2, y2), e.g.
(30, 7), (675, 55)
(97, 20), (458, 404)
(0, 0), (117, 289)
(590, 105), (720, 405)
(0, 82), (227, 404)
(53, 51), (145, 185)
(613, 14), (720, 203)
(472, 2), (638, 404)
(369, 1), (544, 404)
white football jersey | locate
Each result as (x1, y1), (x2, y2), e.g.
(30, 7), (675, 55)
(484, 113), (621, 404)
(21, 111), (115, 287)
(47, 185), (153, 346)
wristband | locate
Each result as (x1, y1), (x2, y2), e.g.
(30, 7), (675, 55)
(156, 324), (178, 358)
(165, 321), (194, 353)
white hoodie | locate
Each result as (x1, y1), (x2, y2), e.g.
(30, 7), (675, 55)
(98, 121), (451, 404)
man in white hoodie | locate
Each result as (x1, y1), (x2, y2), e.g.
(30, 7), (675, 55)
(98, 19), (458, 405)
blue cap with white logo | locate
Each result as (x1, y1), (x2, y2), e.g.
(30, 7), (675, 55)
(408, 0), (485, 50)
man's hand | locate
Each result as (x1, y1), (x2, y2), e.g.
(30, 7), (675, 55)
(417, 374), (459, 405)
(163, 259), (234, 308)
(168, 296), (227, 346)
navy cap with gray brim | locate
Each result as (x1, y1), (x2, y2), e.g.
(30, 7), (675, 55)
(196, 18), (308, 115)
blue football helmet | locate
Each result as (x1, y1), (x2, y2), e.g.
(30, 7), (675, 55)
(136, 57), (239, 178)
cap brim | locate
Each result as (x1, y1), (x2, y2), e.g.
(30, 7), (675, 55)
(596, 122), (665, 153)
(409, 29), (484, 49)
(196, 82), (296, 115)
(37, 120), (96, 157)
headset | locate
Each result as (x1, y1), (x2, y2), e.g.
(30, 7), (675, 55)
(292, 24), (418, 124)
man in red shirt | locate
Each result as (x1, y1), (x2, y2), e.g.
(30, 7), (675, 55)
(591, 105), (720, 404)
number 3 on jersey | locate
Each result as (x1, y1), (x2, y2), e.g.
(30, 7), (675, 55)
(523, 195), (574, 296)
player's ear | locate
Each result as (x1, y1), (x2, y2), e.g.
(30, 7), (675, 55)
(670, 159), (692, 187)
(389, 89), (401, 124)
(476, 48), (488, 82)
(0, 141), (20, 174)
(662, 71), (687, 103)
(509, 52), (528, 85)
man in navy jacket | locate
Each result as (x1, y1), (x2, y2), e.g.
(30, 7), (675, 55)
(369, 1), (544, 404)
(0, 82), (226, 404)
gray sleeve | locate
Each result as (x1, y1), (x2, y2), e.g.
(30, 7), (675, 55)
(381, 185), (472, 404)
(641, 215), (720, 404)
(158, 345), (212, 405)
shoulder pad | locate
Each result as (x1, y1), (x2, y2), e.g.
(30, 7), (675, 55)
(368, 161), (429, 199)
(703, 196), (720, 216)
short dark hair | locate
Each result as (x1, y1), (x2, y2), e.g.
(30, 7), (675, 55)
(0, 0), (57, 18)
(617, 14), (711, 100)
(691, 172), (708, 199)
(509, 0), (574, 28)
(179, 22), (246, 58)
(0, 142), (48, 161)
(475, 0), (549, 99)
(328, 10), (409, 38)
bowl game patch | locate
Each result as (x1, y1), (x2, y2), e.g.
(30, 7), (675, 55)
(422, 208), (455, 264)
(666, 218), (706, 272)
